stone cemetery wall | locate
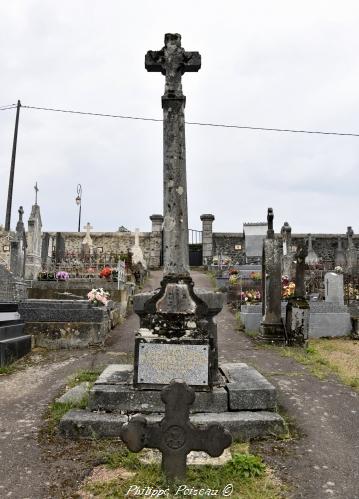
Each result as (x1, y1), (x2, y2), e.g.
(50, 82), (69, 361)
(0, 230), (11, 267)
(46, 231), (161, 268)
(210, 231), (359, 267)
(212, 233), (246, 264)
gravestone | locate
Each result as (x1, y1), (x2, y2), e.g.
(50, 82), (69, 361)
(335, 236), (346, 268)
(305, 234), (320, 266)
(121, 380), (232, 480)
(25, 194), (43, 279)
(345, 227), (357, 274)
(131, 228), (147, 269)
(285, 243), (310, 345)
(59, 33), (286, 444)
(259, 208), (286, 344)
(243, 222), (267, 264)
(325, 272), (344, 305)
(82, 222), (93, 256)
(281, 221), (294, 278)
(10, 206), (27, 278)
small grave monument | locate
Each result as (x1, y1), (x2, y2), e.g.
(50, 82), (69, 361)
(325, 271), (344, 305)
(285, 243), (310, 345)
(121, 379), (232, 480)
(82, 222), (93, 256)
(259, 208), (286, 344)
(60, 33), (285, 445)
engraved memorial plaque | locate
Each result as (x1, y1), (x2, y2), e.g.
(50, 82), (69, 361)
(137, 342), (209, 386)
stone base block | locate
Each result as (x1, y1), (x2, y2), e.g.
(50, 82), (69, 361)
(258, 322), (286, 345)
(24, 321), (110, 349)
(59, 409), (286, 441)
(221, 363), (276, 410)
(0, 335), (32, 367)
(0, 322), (25, 341)
(89, 384), (228, 413)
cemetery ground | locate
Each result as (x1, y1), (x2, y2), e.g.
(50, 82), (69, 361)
(0, 272), (358, 498)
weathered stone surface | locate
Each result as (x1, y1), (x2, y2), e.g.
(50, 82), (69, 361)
(221, 363), (276, 410)
(135, 340), (209, 386)
(19, 300), (108, 322)
(139, 448), (232, 466)
(0, 335), (31, 367)
(89, 384), (228, 413)
(325, 272), (344, 305)
(24, 320), (110, 349)
(60, 409), (286, 441)
(56, 382), (90, 404)
(59, 409), (128, 438)
(94, 364), (133, 385)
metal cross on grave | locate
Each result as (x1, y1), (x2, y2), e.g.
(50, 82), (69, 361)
(121, 380), (232, 480)
(145, 33), (201, 98)
(34, 182), (39, 205)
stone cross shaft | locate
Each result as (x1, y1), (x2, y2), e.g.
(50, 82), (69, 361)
(294, 243), (308, 297)
(121, 380), (232, 480)
(34, 182), (39, 205)
(146, 34), (201, 275)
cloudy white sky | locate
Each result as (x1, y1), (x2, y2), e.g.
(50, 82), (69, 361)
(1, 1), (359, 234)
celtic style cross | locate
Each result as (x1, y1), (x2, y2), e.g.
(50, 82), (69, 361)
(121, 380), (232, 480)
(145, 33), (201, 98)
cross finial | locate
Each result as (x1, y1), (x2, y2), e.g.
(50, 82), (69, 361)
(83, 222), (93, 235)
(34, 182), (39, 205)
(267, 208), (274, 239)
(145, 34), (201, 98)
(18, 206), (24, 222)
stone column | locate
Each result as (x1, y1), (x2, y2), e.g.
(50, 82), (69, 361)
(149, 214), (163, 269)
(281, 221), (294, 278)
(25, 204), (42, 279)
(259, 208), (286, 344)
(345, 227), (357, 274)
(334, 236), (346, 268)
(200, 214), (215, 265)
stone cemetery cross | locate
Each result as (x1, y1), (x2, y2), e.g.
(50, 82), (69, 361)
(294, 243), (308, 297)
(145, 34), (201, 275)
(34, 182), (39, 205)
(121, 380), (232, 480)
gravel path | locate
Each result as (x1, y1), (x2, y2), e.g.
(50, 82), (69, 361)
(0, 270), (358, 498)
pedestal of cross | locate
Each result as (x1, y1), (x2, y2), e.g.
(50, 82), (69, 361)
(121, 379), (232, 480)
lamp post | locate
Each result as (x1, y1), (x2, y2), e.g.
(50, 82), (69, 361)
(75, 184), (82, 232)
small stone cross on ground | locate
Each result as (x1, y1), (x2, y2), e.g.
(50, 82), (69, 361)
(121, 379), (232, 480)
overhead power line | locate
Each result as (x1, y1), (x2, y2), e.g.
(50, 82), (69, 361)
(1, 103), (355, 137)
(0, 104), (17, 111)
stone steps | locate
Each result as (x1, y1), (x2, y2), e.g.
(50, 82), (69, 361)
(0, 322), (26, 341)
(0, 334), (31, 366)
(88, 363), (277, 413)
(59, 408), (286, 441)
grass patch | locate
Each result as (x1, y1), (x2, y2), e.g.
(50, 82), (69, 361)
(67, 368), (102, 388)
(206, 271), (218, 291)
(0, 364), (16, 375)
(81, 445), (286, 498)
(275, 338), (359, 388)
(45, 396), (89, 436)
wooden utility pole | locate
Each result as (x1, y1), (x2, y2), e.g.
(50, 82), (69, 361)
(5, 100), (21, 231)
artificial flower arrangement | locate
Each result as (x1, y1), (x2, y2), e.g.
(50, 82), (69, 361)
(87, 288), (110, 306)
(37, 271), (55, 281)
(56, 271), (69, 281)
(240, 290), (261, 302)
(334, 266), (344, 274)
(99, 266), (112, 279)
(250, 271), (261, 281)
(228, 268), (239, 275)
(282, 275), (296, 298)
(229, 274), (238, 285)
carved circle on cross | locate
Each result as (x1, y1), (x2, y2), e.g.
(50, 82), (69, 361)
(164, 425), (186, 449)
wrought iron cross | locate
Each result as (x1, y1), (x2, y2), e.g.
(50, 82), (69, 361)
(121, 380), (232, 480)
(145, 33), (201, 97)
(34, 182), (39, 205)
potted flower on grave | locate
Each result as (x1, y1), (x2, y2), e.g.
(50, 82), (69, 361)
(56, 271), (69, 281)
(282, 275), (296, 299)
(99, 264), (112, 280)
(87, 288), (110, 306)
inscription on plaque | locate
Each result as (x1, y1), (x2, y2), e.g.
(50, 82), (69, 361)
(137, 343), (209, 385)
